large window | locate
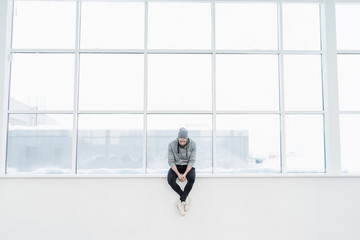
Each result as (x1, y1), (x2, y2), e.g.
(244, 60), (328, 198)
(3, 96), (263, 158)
(2, 1), (327, 175)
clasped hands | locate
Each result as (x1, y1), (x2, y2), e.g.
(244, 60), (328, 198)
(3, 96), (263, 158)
(178, 174), (187, 182)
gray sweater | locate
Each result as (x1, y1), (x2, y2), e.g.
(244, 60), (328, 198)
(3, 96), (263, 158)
(168, 138), (196, 167)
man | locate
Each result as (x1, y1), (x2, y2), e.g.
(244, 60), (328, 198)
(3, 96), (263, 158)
(167, 127), (196, 216)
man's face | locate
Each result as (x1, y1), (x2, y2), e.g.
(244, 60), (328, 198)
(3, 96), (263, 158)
(178, 138), (187, 147)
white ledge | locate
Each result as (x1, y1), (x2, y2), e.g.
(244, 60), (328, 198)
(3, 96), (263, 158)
(1, 173), (360, 179)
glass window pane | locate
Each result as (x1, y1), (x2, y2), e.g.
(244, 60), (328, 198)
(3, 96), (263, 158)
(216, 3), (277, 50)
(285, 115), (324, 173)
(147, 114), (212, 174)
(77, 114), (143, 174)
(337, 55), (360, 111)
(284, 55), (323, 111)
(79, 54), (144, 110)
(81, 2), (144, 49)
(148, 3), (211, 49)
(340, 114), (360, 173)
(282, 4), (320, 50)
(148, 54), (212, 111)
(12, 1), (76, 49)
(216, 54), (279, 111)
(336, 4), (360, 50)
(7, 114), (73, 174)
(9, 54), (75, 111)
(216, 115), (281, 173)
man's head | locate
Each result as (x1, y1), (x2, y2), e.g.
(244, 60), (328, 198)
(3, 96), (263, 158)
(178, 127), (188, 147)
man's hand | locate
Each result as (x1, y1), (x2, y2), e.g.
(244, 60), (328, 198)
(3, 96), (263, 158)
(178, 174), (186, 182)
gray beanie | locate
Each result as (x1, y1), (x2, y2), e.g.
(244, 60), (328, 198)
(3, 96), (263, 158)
(178, 127), (188, 139)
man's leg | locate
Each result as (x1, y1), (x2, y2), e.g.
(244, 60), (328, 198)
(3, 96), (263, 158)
(167, 168), (183, 198)
(180, 167), (196, 202)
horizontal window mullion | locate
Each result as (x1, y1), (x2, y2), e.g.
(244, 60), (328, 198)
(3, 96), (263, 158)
(282, 111), (324, 114)
(7, 110), (145, 114)
(77, 111), (145, 114)
(215, 111), (280, 114)
(78, 50), (145, 54)
(11, 49), (77, 53)
(339, 111), (360, 114)
(215, 111), (324, 114)
(7, 111), (74, 114)
(146, 110), (212, 114)
(6, 110), (326, 114)
(11, 49), (146, 54)
(8, 0), (323, 4)
(280, 50), (322, 54)
(215, 50), (279, 54)
(337, 50), (360, 54)
(10, 49), (324, 54)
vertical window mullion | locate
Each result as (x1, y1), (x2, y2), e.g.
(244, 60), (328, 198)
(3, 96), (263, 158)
(144, 2), (148, 174)
(322, 0), (341, 174)
(72, 1), (81, 174)
(211, 2), (216, 174)
(278, 2), (287, 174)
(1, 0), (14, 175)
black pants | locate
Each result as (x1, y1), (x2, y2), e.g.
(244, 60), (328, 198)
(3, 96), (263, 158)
(167, 165), (196, 202)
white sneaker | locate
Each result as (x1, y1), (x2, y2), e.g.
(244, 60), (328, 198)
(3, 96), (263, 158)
(176, 201), (186, 216)
(184, 197), (191, 212)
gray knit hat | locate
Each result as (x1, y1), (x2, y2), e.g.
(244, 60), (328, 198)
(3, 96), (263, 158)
(178, 127), (189, 139)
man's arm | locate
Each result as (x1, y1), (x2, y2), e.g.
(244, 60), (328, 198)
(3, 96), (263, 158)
(182, 165), (192, 179)
(168, 143), (183, 181)
(171, 165), (182, 179)
(168, 143), (176, 168)
(187, 142), (196, 167)
(182, 142), (196, 179)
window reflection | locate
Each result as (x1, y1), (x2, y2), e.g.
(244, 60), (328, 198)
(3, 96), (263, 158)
(216, 115), (281, 173)
(77, 114), (143, 174)
(7, 114), (73, 174)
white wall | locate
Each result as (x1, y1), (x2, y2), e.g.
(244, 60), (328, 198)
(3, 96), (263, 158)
(1, 177), (360, 240)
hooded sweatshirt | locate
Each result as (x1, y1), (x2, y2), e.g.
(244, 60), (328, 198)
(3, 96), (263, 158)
(168, 138), (196, 168)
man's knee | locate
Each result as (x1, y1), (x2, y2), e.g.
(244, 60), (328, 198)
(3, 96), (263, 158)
(187, 171), (196, 183)
(167, 171), (177, 185)
(187, 176), (195, 184)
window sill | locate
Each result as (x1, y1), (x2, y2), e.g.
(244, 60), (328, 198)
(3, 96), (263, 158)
(1, 173), (360, 179)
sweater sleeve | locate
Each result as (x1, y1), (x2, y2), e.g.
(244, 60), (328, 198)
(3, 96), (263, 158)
(168, 143), (175, 167)
(188, 142), (196, 167)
